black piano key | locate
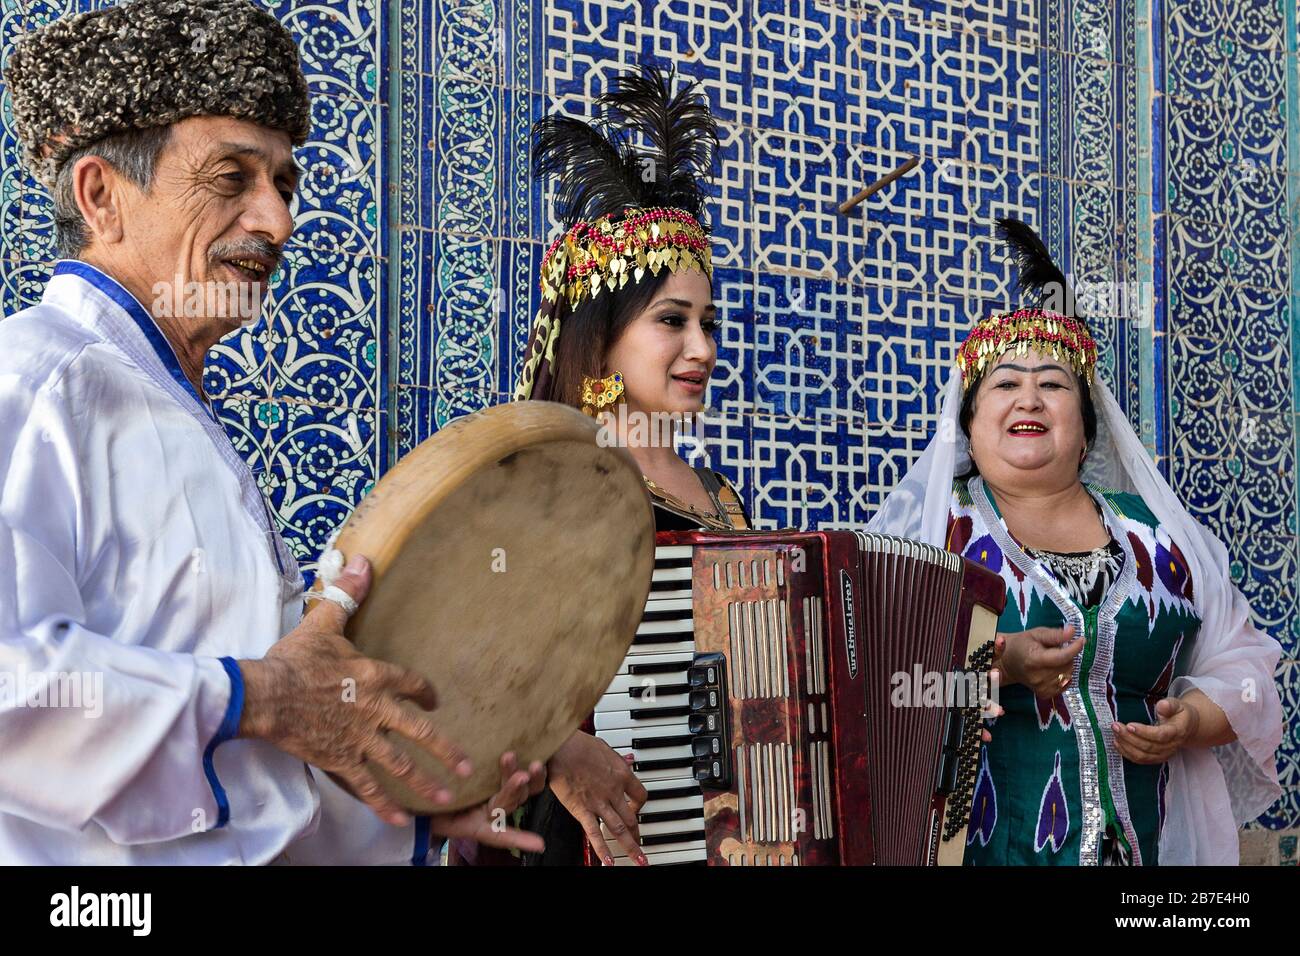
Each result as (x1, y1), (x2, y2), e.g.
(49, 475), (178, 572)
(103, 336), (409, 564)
(638, 808), (705, 825)
(632, 631), (692, 646)
(641, 607), (692, 623)
(630, 705), (691, 720)
(628, 661), (690, 676)
(630, 734), (694, 749)
(649, 580), (690, 595)
(629, 683), (689, 699)
(640, 829), (706, 847)
(632, 757), (694, 772)
(643, 785), (701, 801)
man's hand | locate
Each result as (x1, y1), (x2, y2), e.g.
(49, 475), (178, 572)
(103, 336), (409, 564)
(996, 625), (1085, 699)
(1113, 697), (1200, 765)
(425, 752), (549, 852)
(237, 553), (473, 827)
(548, 729), (649, 866)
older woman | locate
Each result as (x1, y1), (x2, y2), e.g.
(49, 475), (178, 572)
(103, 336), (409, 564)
(869, 220), (1283, 865)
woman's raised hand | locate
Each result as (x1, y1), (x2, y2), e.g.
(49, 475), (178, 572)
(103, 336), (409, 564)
(995, 625), (1085, 699)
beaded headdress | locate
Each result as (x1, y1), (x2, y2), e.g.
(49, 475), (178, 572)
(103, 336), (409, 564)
(958, 219), (1099, 392)
(515, 65), (719, 402)
(539, 207), (712, 311)
(957, 307), (1097, 390)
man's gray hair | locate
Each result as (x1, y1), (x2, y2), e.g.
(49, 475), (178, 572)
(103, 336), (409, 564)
(51, 125), (173, 260)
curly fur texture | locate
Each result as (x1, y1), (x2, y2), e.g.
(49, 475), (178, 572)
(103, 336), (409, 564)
(5, 0), (311, 190)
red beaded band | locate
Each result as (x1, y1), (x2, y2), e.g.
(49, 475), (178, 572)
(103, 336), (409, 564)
(957, 307), (1098, 391)
(539, 206), (713, 308)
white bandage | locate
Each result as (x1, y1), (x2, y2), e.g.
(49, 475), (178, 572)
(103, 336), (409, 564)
(318, 546), (345, 585)
(305, 548), (358, 615)
(315, 584), (359, 616)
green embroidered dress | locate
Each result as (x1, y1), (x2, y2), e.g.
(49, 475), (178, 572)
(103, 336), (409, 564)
(949, 477), (1201, 866)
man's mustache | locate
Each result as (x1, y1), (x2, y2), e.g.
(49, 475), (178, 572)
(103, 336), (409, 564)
(207, 239), (284, 277)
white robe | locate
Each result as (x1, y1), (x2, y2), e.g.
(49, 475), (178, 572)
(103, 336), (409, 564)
(0, 261), (432, 864)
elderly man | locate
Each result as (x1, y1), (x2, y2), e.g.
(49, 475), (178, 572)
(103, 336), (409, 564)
(0, 0), (543, 864)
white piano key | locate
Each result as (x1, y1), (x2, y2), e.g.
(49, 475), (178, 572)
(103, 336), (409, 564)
(655, 546), (694, 562)
(603, 672), (689, 695)
(637, 616), (696, 639)
(643, 593), (692, 608)
(637, 603), (692, 618)
(614, 760), (695, 782)
(638, 793), (704, 815)
(647, 594), (692, 607)
(592, 710), (688, 731)
(609, 839), (707, 862)
(634, 817), (702, 838)
(640, 774), (699, 793)
(609, 846), (708, 866)
(597, 726), (692, 750)
(648, 568), (692, 587)
(610, 743), (694, 762)
(626, 639), (697, 657)
(595, 690), (690, 713)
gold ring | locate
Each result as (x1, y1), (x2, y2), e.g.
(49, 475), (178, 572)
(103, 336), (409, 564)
(1057, 672), (1068, 685)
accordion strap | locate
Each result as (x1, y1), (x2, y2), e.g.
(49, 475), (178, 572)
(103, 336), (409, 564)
(693, 466), (749, 531)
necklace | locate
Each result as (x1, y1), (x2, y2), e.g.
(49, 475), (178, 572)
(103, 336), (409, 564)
(1024, 544), (1118, 576)
(642, 475), (730, 529)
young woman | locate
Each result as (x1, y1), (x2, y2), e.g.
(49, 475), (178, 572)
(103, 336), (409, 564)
(510, 65), (747, 865)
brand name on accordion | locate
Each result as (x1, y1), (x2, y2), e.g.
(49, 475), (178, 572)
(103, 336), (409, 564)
(890, 666), (997, 711)
(839, 569), (858, 679)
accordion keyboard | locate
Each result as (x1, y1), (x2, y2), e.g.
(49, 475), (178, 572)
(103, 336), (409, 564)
(593, 545), (708, 865)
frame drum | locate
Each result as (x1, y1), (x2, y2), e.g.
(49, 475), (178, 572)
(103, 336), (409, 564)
(317, 401), (655, 811)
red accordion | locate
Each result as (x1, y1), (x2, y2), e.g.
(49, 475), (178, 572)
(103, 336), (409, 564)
(589, 529), (1006, 866)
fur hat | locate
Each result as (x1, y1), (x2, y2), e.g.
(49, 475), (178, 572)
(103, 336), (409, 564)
(5, 0), (311, 190)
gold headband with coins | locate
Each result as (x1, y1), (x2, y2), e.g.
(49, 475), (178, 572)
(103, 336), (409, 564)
(514, 64), (719, 403)
(540, 207), (712, 310)
(957, 307), (1098, 393)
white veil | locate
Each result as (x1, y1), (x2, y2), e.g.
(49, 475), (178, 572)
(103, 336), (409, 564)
(867, 368), (1284, 865)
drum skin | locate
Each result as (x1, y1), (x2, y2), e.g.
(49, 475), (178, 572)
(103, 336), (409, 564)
(322, 401), (655, 811)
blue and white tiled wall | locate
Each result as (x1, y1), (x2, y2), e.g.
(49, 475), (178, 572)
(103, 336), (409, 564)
(0, 0), (1297, 841)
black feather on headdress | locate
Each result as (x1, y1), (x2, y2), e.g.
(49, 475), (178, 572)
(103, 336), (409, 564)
(532, 63), (720, 226)
(995, 217), (1077, 317)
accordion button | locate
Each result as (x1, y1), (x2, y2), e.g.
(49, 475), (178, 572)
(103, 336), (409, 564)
(690, 690), (718, 711)
(692, 736), (722, 758)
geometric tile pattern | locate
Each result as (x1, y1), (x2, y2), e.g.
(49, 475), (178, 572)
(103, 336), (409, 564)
(1154, 0), (1300, 826)
(0, 0), (387, 586)
(0, 0), (1296, 830)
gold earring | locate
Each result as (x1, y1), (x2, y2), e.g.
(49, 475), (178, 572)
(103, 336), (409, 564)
(581, 371), (624, 417)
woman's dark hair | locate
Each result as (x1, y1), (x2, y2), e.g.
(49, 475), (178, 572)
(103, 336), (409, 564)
(957, 371), (1098, 479)
(547, 270), (674, 409)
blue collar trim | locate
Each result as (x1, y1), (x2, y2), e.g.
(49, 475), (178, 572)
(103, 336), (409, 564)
(52, 260), (215, 421)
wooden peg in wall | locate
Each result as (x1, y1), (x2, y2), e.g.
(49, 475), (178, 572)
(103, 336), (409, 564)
(837, 155), (921, 215)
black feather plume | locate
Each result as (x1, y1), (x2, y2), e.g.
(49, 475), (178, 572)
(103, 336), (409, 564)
(532, 63), (719, 226)
(995, 217), (1077, 317)
(598, 65), (719, 218)
(532, 115), (647, 226)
